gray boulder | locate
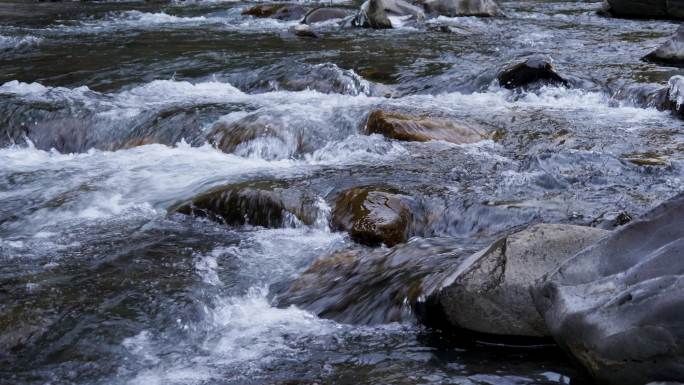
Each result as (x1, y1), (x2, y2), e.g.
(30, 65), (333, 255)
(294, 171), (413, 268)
(422, 0), (503, 17)
(533, 193), (684, 385)
(600, 0), (684, 20)
(645, 26), (684, 66)
(353, 0), (425, 29)
(303, 7), (353, 24)
(423, 224), (608, 337)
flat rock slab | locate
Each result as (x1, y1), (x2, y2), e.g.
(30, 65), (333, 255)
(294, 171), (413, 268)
(423, 224), (608, 337)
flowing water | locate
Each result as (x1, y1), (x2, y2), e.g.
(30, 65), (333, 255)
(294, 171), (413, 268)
(0, 1), (682, 384)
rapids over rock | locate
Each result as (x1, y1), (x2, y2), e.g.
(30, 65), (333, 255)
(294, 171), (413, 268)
(0, 0), (683, 384)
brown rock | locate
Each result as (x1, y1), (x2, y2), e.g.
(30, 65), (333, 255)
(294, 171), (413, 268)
(332, 187), (413, 247)
(241, 4), (308, 21)
(366, 110), (485, 144)
(173, 180), (316, 228)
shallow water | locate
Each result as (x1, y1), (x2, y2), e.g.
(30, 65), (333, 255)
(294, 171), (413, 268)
(0, 0), (682, 384)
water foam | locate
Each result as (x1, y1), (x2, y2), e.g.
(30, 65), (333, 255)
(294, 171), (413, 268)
(0, 34), (43, 50)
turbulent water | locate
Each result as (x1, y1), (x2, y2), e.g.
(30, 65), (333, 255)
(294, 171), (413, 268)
(0, 1), (682, 384)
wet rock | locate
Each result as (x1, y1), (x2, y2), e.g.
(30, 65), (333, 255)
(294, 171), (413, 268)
(230, 62), (377, 96)
(241, 4), (308, 21)
(206, 114), (306, 159)
(644, 26), (684, 66)
(273, 237), (480, 324)
(422, 224), (608, 337)
(365, 110), (485, 144)
(600, 0), (684, 20)
(590, 211), (633, 229)
(332, 187), (414, 247)
(173, 180), (317, 228)
(617, 76), (684, 118)
(353, 0), (425, 29)
(303, 7), (353, 24)
(422, 0), (503, 17)
(497, 55), (569, 90)
(292, 24), (319, 38)
(533, 193), (684, 385)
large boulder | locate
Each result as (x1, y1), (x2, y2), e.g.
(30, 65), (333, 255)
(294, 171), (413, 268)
(332, 187), (414, 247)
(241, 4), (309, 21)
(533, 193), (684, 385)
(172, 180), (317, 228)
(497, 55), (569, 90)
(645, 26), (684, 66)
(353, 0), (425, 29)
(422, 0), (503, 17)
(365, 110), (485, 144)
(421, 224), (609, 337)
(303, 7), (353, 24)
(600, 0), (684, 20)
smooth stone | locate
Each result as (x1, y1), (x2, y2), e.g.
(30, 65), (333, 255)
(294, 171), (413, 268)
(332, 187), (414, 247)
(172, 180), (317, 228)
(241, 4), (308, 21)
(533, 193), (684, 385)
(644, 25), (684, 66)
(421, 224), (609, 337)
(354, 0), (425, 29)
(303, 7), (352, 24)
(365, 110), (485, 144)
(497, 55), (568, 90)
(422, 0), (503, 17)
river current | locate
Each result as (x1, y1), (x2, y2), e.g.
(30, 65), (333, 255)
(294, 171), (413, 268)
(0, 1), (682, 384)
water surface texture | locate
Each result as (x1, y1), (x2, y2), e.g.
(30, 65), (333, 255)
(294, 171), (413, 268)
(0, 1), (682, 384)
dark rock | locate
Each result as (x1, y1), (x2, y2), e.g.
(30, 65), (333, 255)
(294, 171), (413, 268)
(533, 193), (684, 385)
(332, 187), (414, 247)
(303, 7), (352, 24)
(600, 0), (684, 20)
(422, 0), (503, 17)
(644, 26), (684, 66)
(365, 109), (485, 144)
(241, 4), (308, 21)
(172, 180), (317, 228)
(614, 76), (684, 119)
(273, 237), (480, 324)
(590, 211), (633, 229)
(353, 0), (425, 29)
(497, 55), (569, 90)
(423, 224), (608, 337)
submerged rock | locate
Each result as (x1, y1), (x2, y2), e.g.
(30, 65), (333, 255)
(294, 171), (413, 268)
(353, 0), (425, 29)
(206, 114), (306, 159)
(303, 7), (353, 24)
(292, 24), (319, 38)
(497, 55), (568, 90)
(600, 0), (684, 20)
(644, 25), (684, 66)
(173, 180), (317, 228)
(533, 193), (684, 385)
(421, 224), (608, 337)
(273, 237), (480, 324)
(332, 187), (414, 247)
(615, 76), (684, 118)
(365, 110), (485, 144)
(241, 4), (309, 21)
(422, 0), (503, 17)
